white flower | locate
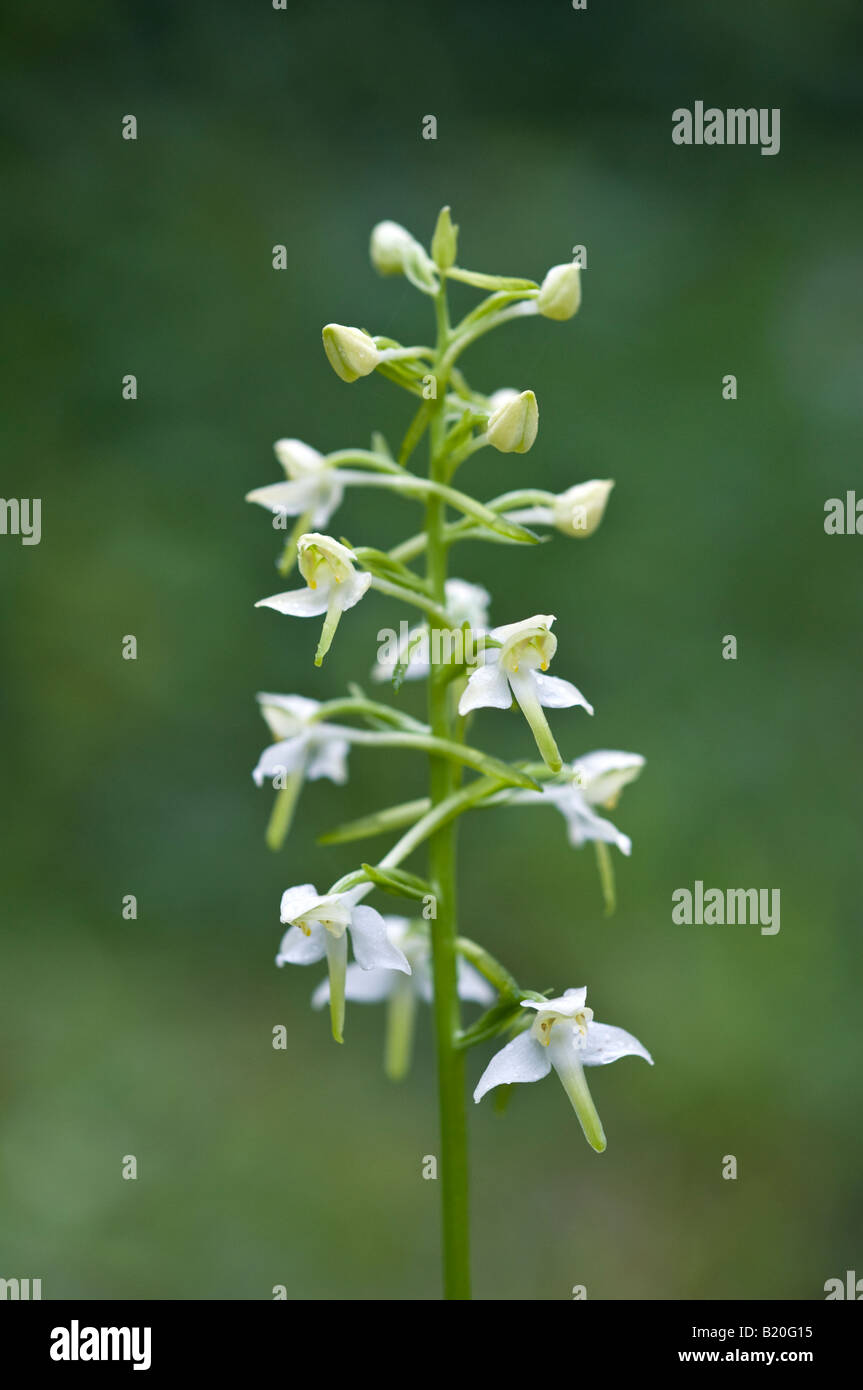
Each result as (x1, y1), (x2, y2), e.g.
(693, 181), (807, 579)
(505, 480), (614, 539)
(514, 749), (645, 855)
(372, 578), (491, 683)
(536, 262), (581, 321)
(486, 389), (538, 454)
(252, 693), (350, 789)
(311, 916), (494, 1078)
(458, 614), (592, 771)
(255, 533), (372, 665)
(473, 986), (652, 1151)
(322, 324), (381, 382)
(277, 885), (411, 1043)
(245, 438), (344, 531)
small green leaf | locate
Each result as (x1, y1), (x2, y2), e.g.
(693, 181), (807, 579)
(446, 267), (538, 291)
(371, 431), (393, 459)
(353, 546), (431, 595)
(361, 863), (433, 901)
(457, 1000), (526, 1050)
(431, 206), (458, 271)
(317, 798), (430, 847)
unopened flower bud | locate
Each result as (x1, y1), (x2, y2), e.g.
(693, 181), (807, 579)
(370, 221), (421, 275)
(536, 262), (581, 321)
(552, 479), (614, 537)
(486, 389), (538, 454)
(370, 221), (437, 292)
(322, 324), (380, 383)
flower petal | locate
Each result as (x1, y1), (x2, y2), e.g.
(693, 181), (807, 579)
(458, 661), (512, 715)
(456, 959), (496, 1005)
(276, 922), (327, 966)
(279, 883), (323, 923)
(473, 1030), (551, 1102)
(246, 479), (316, 516)
(562, 797), (632, 855)
(310, 478), (344, 529)
(305, 736), (350, 784)
(573, 750), (645, 808)
(252, 736), (307, 787)
(257, 692), (320, 738)
(521, 986), (587, 1017)
(579, 1021), (653, 1067)
(256, 587), (330, 618)
(349, 905), (412, 973)
(338, 569), (373, 613)
(489, 615), (555, 645)
(532, 672), (594, 713)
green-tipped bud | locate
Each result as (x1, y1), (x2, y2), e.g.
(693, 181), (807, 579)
(431, 205), (458, 271)
(552, 479), (614, 537)
(486, 389), (538, 454)
(322, 323), (380, 383)
(536, 262), (581, 321)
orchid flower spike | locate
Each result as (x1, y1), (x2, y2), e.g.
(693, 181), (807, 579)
(277, 885), (411, 1044)
(513, 750), (645, 855)
(252, 693), (350, 849)
(246, 439), (345, 545)
(458, 614), (593, 772)
(505, 480), (614, 539)
(372, 578), (491, 684)
(255, 533), (371, 666)
(473, 987), (652, 1152)
(312, 917), (493, 1079)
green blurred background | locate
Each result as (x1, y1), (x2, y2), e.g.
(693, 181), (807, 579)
(2, 0), (861, 1300)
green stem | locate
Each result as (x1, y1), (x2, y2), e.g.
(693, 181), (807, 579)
(389, 489), (555, 564)
(335, 470), (537, 543)
(426, 278), (471, 1301)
